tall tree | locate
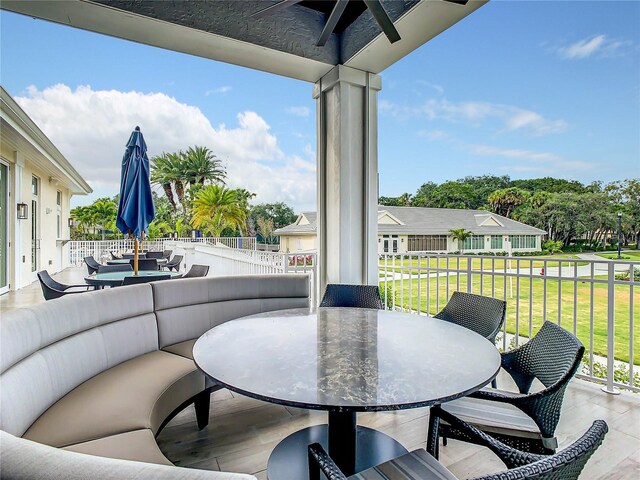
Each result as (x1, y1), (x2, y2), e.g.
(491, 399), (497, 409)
(182, 146), (226, 187)
(250, 202), (297, 229)
(150, 153), (177, 212)
(191, 185), (247, 237)
(488, 187), (530, 218)
(449, 228), (472, 254)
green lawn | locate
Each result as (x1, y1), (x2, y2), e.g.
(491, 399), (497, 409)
(380, 273), (639, 364)
(378, 254), (587, 275)
(597, 251), (640, 261)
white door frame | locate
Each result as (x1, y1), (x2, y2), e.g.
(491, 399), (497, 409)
(0, 159), (9, 295)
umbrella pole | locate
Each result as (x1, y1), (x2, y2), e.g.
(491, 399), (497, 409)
(134, 238), (139, 275)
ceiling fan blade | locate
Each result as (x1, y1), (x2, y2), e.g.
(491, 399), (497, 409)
(317, 0), (349, 46)
(363, 0), (401, 44)
(252, 0), (304, 19)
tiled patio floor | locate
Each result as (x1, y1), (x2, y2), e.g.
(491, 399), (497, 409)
(2, 268), (639, 479)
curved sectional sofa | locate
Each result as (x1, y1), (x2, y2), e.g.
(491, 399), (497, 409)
(0, 274), (310, 479)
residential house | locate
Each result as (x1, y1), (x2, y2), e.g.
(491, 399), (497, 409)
(275, 206), (546, 254)
(0, 86), (92, 293)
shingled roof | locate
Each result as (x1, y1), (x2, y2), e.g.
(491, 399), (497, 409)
(275, 207), (546, 236)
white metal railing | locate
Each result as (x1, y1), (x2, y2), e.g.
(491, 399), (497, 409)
(171, 242), (317, 305)
(379, 253), (639, 392)
(68, 237), (256, 266)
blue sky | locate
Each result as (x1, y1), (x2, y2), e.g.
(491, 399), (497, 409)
(1, 1), (638, 211)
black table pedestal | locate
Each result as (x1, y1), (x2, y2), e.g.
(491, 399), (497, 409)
(267, 424), (408, 480)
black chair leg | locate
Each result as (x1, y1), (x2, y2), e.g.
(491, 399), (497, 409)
(194, 390), (211, 430)
(491, 378), (497, 388)
(427, 406), (441, 459)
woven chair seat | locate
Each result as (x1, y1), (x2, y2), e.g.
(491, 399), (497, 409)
(440, 396), (551, 447)
(351, 448), (458, 480)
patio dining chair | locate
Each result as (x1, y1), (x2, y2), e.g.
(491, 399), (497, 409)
(37, 270), (94, 301)
(122, 252), (146, 260)
(145, 251), (164, 259)
(131, 258), (160, 271)
(434, 291), (506, 388)
(163, 254), (183, 272)
(121, 274), (171, 286)
(177, 264), (209, 278)
(162, 249), (173, 260)
(97, 264), (133, 274)
(427, 321), (585, 456)
(319, 284), (384, 309)
(83, 256), (102, 275)
(308, 415), (607, 480)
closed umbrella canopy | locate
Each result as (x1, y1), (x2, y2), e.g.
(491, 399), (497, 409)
(116, 126), (155, 275)
(116, 126), (155, 239)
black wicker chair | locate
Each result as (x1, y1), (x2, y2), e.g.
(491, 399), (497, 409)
(37, 271), (94, 301)
(427, 321), (585, 456)
(319, 284), (384, 309)
(121, 274), (171, 286)
(109, 251), (121, 260)
(434, 291), (506, 344)
(83, 256), (102, 275)
(434, 291), (506, 388)
(145, 251), (164, 259)
(178, 264), (210, 278)
(122, 252), (146, 259)
(130, 258), (159, 271)
(97, 264), (133, 274)
(308, 415), (607, 480)
(162, 249), (173, 260)
(163, 254), (183, 272)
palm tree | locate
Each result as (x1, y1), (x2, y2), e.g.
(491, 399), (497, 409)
(191, 185), (246, 237)
(70, 205), (93, 239)
(183, 146), (226, 187)
(165, 152), (187, 213)
(150, 153), (177, 212)
(90, 199), (118, 240)
(449, 228), (472, 254)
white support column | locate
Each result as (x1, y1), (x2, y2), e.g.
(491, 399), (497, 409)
(314, 65), (381, 297)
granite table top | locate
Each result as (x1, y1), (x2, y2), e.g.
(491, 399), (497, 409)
(193, 308), (501, 412)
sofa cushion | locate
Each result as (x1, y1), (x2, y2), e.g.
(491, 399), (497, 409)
(1, 431), (257, 480)
(23, 350), (204, 447)
(0, 284), (157, 437)
(63, 429), (172, 465)
(163, 339), (196, 359)
(152, 274), (310, 348)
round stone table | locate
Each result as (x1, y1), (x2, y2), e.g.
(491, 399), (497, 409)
(84, 269), (180, 287)
(193, 308), (501, 479)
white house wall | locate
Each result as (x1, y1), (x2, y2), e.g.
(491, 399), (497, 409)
(0, 150), (72, 291)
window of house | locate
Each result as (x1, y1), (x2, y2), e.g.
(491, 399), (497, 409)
(31, 176), (39, 196)
(463, 235), (484, 250)
(509, 235), (537, 249)
(491, 235), (503, 249)
(57, 191), (62, 238)
(407, 235), (447, 252)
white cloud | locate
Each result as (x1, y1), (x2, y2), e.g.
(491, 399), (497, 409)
(382, 98), (566, 136)
(555, 34), (634, 59)
(464, 143), (592, 173)
(285, 106), (310, 117)
(16, 84), (315, 210)
(205, 86), (232, 95)
(415, 80), (444, 94)
(417, 129), (448, 141)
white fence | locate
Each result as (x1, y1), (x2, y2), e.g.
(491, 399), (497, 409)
(68, 237), (256, 266)
(379, 253), (639, 392)
(171, 242), (317, 305)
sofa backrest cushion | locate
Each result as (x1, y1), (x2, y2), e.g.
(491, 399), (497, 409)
(152, 274), (310, 349)
(0, 285), (157, 437)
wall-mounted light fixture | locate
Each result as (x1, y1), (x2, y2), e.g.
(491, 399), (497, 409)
(68, 217), (74, 228)
(17, 202), (28, 219)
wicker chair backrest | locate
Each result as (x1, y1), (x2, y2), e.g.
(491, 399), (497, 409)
(319, 284), (384, 309)
(183, 264), (210, 278)
(472, 420), (607, 480)
(97, 264), (134, 274)
(434, 291), (506, 343)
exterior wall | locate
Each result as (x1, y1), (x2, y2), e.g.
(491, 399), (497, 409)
(0, 152), (73, 291)
(279, 235), (317, 253)
(447, 234), (542, 253)
(377, 234), (408, 254)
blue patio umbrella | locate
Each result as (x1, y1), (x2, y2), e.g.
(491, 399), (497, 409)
(116, 126), (155, 274)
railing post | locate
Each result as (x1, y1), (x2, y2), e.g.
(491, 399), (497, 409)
(602, 262), (620, 395)
(466, 258), (472, 293)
